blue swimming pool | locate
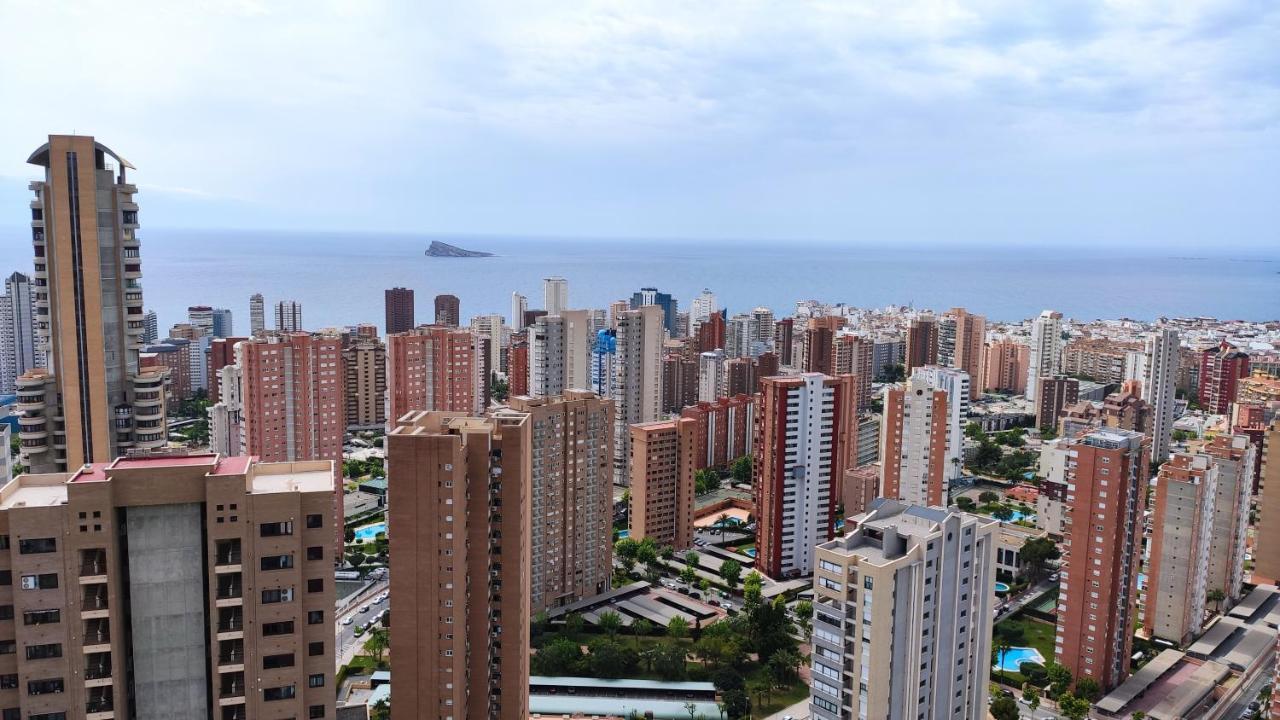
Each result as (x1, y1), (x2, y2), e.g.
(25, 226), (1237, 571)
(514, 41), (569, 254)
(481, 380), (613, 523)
(744, 548), (757, 558)
(994, 647), (1045, 673)
(617, 529), (630, 539)
(353, 522), (386, 542)
(994, 582), (1011, 594)
(1008, 509), (1037, 523)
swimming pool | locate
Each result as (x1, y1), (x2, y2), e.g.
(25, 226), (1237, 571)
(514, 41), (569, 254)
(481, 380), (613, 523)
(617, 529), (630, 539)
(994, 582), (1011, 594)
(994, 647), (1045, 673)
(1008, 509), (1037, 523)
(353, 522), (386, 542)
(744, 548), (757, 558)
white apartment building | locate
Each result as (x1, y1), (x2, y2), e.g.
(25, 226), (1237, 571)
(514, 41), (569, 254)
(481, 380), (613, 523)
(698, 349), (725, 402)
(543, 277), (568, 317)
(912, 365), (971, 484)
(613, 305), (664, 483)
(529, 310), (591, 397)
(1026, 309), (1064, 400)
(1143, 328), (1180, 463)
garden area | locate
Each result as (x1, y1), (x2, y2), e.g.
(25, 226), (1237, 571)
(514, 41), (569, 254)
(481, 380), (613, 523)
(530, 573), (806, 719)
(963, 424), (1040, 482)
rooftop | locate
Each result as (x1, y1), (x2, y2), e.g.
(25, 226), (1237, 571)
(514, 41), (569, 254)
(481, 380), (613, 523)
(251, 461), (335, 495)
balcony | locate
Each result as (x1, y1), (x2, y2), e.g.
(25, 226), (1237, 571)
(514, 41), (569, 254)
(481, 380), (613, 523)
(221, 707), (246, 720)
(219, 671), (245, 700)
(217, 607), (243, 636)
(218, 639), (244, 668)
(81, 550), (108, 581)
(85, 652), (112, 681)
(215, 540), (242, 570)
(85, 619), (111, 648)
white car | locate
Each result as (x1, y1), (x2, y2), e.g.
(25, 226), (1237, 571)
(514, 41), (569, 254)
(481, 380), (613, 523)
(341, 616), (354, 626)
(358, 605), (371, 614)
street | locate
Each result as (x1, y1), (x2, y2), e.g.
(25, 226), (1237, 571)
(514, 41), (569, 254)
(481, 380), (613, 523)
(336, 578), (389, 669)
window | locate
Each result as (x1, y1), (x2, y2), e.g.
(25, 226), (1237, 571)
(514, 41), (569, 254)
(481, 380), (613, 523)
(309, 641), (324, 656)
(23, 610), (60, 626)
(308, 674), (325, 688)
(263, 685), (296, 702)
(18, 538), (56, 554)
(28, 714), (66, 720)
(306, 546), (324, 561)
(0, 642), (12, 655)
(307, 610), (324, 625)
(0, 536), (8, 549)
(307, 578), (323, 593)
(262, 621), (294, 637)
(27, 677), (64, 695)
(20, 574), (58, 590)
(0, 607), (11, 621)
(309, 706), (326, 719)
(0, 675), (15, 689)
(261, 554), (294, 571)
(25, 644), (62, 660)
(261, 588), (294, 604)
(0, 571), (9, 586)
(263, 653), (295, 669)
(306, 514), (323, 529)
(259, 521), (293, 537)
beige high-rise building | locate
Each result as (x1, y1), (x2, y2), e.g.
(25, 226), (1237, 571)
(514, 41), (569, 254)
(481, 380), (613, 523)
(809, 501), (996, 720)
(1145, 452), (1217, 645)
(629, 419), (697, 550)
(941, 307), (986, 399)
(343, 337), (386, 430)
(0, 453), (336, 720)
(17, 135), (169, 473)
(388, 410), (530, 720)
(1199, 434), (1256, 603)
(1027, 309), (1064, 401)
(880, 376), (949, 507)
(1252, 420), (1280, 584)
(983, 339), (1029, 395)
(613, 306), (664, 483)
(508, 393), (614, 612)
(529, 310), (591, 398)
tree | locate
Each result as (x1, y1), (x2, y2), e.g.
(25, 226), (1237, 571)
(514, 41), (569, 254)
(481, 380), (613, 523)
(766, 649), (800, 688)
(534, 637), (584, 675)
(992, 505), (1014, 521)
(1207, 588), (1226, 613)
(990, 696), (1019, 720)
(1045, 662), (1073, 700)
(653, 642), (688, 680)
(964, 421), (986, 440)
(632, 618), (654, 645)
(599, 610), (623, 638)
(685, 550), (699, 566)
(565, 612), (585, 636)
(720, 688), (750, 720)
(1022, 685), (1040, 710)
(532, 610), (550, 637)
(955, 496), (976, 512)
(730, 456), (752, 484)
(1059, 694), (1091, 720)
(1131, 712), (1147, 720)
(719, 559), (743, 588)
(680, 565), (698, 585)
(1075, 677), (1102, 702)
(587, 638), (637, 678)
(1020, 536), (1062, 580)
(698, 578), (711, 593)
(660, 545), (675, 561)
(615, 537), (640, 561)
(667, 615), (690, 639)
(364, 627), (390, 665)
(695, 468), (721, 495)
(743, 571), (764, 606)
(1039, 426), (1058, 440)
(371, 698), (390, 720)
(979, 490), (1000, 504)
(491, 372), (509, 402)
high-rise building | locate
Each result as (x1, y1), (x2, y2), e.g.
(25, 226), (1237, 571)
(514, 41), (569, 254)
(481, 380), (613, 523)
(434, 293), (460, 327)
(387, 325), (481, 418)
(698, 349), (726, 402)
(344, 336), (387, 430)
(249, 293), (265, 335)
(0, 271), (40, 394)
(1064, 338), (1140, 384)
(1035, 375), (1079, 430)
(529, 310), (591, 397)
(755, 373), (854, 578)
(508, 336), (530, 397)
(802, 317), (842, 375)
(18, 135), (169, 473)
(680, 395), (755, 470)
(723, 357), (754, 397)
(1142, 328), (1180, 463)
(880, 375), (949, 506)
(904, 313), (938, 372)
(469, 314), (506, 382)
(590, 329), (616, 399)
(750, 307), (775, 347)
(690, 289), (717, 327)
(840, 463), (879, 517)
(912, 366), (970, 484)
(754, 351), (780, 392)
(0, 453), (336, 720)
(696, 312), (726, 353)
(274, 300), (303, 332)
(833, 334), (873, 412)
(613, 306), (664, 483)
(1145, 452), (1217, 645)
(1026, 310), (1064, 400)
(629, 418), (697, 549)
(660, 353), (698, 414)
(211, 307), (234, 338)
(384, 287), (415, 335)
(508, 393), (614, 612)
(1251, 419), (1280, 584)
(1198, 341), (1251, 414)
(631, 287), (678, 336)
(809, 500), (995, 720)
(207, 336), (247, 404)
(724, 313), (754, 358)
(511, 291), (528, 330)
(1101, 382), (1153, 437)
(775, 318), (795, 367)
(388, 410), (530, 720)
(147, 337), (193, 406)
(188, 305), (215, 336)
(1055, 429), (1149, 692)
(984, 339), (1029, 395)
(209, 359), (244, 456)
(141, 308), (159, 345)
(543, 277), (569, 317)
(1201, 434), (1256, 603)
(942, 308), (986, 398)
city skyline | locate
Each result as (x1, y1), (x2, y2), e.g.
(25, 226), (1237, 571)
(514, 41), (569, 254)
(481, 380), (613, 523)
(1, 2), (1277, 250)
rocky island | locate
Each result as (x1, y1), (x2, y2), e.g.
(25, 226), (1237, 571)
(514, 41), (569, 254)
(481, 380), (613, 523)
(425, 240), (494, 257)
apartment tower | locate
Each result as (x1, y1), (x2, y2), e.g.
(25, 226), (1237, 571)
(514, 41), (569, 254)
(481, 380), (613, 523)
(386, 325), (481, 420)
(1198, 341), (1251, 414)
(543, 277), (568, 317)
(629, 419), (696, 549)
(0, 272), (40, 395)
(755, 373), (854, 578)
(343, 337), (387, 430)
(809, 501), (995, 720)
(0, 453), (336, 720)
(434, 294), (460, 328)
(1200, 434), (1256, 603)
(880, 375), (949, 506)
(983, 340), (1029, 395)
(1145, 452), (1217, 644)
(1251, 419), (1280, 583)
(1054, 428), (1149, 692)
(904, 314), (938, 372)
(1026, 310), (1064, 400)
(1035, 375), (1079, 430)
(529, 310), (591, 398)
(388, 410), (531, 720)
(941, 308), (986, 399)
(18, 135), (169, 473)
(248, 293), (265, 336)
(380, 287), (413, 335)
(508, 393), (614, 612)
(911, 366), (970, 484)
(613, 306), (664, 483)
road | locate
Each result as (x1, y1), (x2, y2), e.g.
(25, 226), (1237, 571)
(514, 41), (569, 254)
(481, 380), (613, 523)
(336, 578), (389, 669)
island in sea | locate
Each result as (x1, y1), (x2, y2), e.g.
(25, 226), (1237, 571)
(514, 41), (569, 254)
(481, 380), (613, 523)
(425, 240), (494, 257)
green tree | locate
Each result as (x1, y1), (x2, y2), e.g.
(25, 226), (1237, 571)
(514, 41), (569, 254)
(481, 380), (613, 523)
(599, 610), (623, 638)
(964, 421), (985, 440)
(992, 505), (1014, 521)
(667, 615), (690, 639)
(766, 649), (800, 688)
(1075, 677), (1102, 702)
(990, 696), (1019, 720)
(587, 638), (637, 678)
(680, 565), (698, 585)
(1207, 588), (1226, 613)
(743, 570), (764, 606)
(955, 496), (976, 511)
(1059, 694), (1091, 720)
(565, 612), (585, 636)
(695, 468), (721, 495)
(1023, 685), (1040, 710)
(534, 637), (584, 675)
(719, 559), (743, 588)
(1020, 536), (1062, 580)
(1039, 426), (1058, 440)
(371, 698), (390, 720)
(364, 627), (390, 665)
(720, 688), (750, 720)
(532, 610), (550, 637)
(1045, 662), (1073, 700)
(698, 578), (711, 593)
(632, 618), (654, 645)
(653, 642), (688, 680)
(491, 372), (509, 402)
(979, 490), (1000, 504)
(730, 456), (752, 484)
(684, 550), (699, 566)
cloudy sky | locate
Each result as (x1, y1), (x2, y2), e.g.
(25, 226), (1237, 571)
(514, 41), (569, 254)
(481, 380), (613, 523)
(0, 0), (1276, 249)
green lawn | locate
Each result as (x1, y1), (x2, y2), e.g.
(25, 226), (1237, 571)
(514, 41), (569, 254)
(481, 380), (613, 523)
(992, 616), (1056, 688)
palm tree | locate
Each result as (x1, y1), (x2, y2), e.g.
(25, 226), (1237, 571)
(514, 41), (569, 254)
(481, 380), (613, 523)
(1206, 588), (1226, 614)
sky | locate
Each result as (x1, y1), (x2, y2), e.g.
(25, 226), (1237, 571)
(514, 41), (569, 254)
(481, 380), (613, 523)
(0, 0), (1277, 250)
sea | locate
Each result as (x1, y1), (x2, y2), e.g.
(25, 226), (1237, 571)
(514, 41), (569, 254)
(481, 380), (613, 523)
(10, 227), (1280, 332)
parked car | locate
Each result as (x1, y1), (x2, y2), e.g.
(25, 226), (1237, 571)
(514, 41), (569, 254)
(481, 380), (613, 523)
(342, 616), (354, 626)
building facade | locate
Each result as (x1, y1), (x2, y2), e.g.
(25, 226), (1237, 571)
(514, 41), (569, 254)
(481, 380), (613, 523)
(343, 337), (387, 430)
(613, 306), (664, 483)
(433, 294), (460, 328)
(0, 272), (40, 395)
(1145, 452), (1217, 644)
(880, 376), (949, 507)
(1026, 310), (1064, 401)
(1198, 341), (1251, 414)
(911, 366), (970, 484)
(628, 419), (696, 550)
(387, 325), (481, 420)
